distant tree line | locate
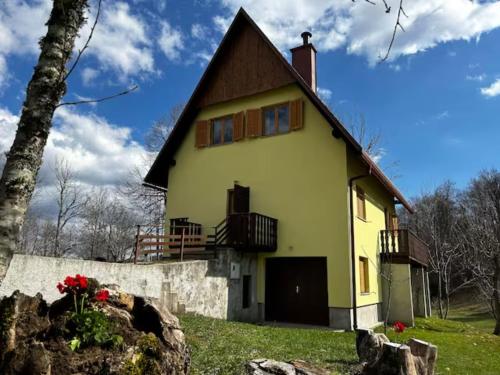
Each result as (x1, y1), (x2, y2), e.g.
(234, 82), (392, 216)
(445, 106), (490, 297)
(399, 169), (500, 335)
(17, 105), (181, 263)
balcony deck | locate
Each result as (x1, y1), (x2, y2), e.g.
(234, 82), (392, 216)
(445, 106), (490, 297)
(380, 229), (429, 267)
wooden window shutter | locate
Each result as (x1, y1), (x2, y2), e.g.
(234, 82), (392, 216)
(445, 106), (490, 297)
(246, 108), (262, 137)
(290, 98), (304, 130)
(195, 120), (210, 148)
(233, 111), (245, 141)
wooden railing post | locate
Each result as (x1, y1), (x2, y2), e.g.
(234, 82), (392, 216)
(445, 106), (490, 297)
(134, 224), (141, 264)
(180, 227), (185, 262)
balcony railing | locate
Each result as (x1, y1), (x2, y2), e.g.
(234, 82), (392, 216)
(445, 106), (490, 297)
(133, 213), (278, 263)
(226, 212), (278, 252)
(380, 229), (429, 267)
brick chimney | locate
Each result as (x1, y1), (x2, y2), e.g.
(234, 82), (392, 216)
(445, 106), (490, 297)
(290, 31), (317, 93)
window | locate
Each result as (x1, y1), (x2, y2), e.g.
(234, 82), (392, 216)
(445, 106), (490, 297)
(211, 116), (233, 145)
(263, 104), (290, 136)
(242, 275), (251, 309)
(356, 187), (367, 220)
(359, 257), (369, 294)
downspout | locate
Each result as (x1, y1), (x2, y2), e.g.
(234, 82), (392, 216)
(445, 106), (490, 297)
(348, 169), (371, 331)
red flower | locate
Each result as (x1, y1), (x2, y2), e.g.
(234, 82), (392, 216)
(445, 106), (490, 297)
(64, 276), (78, 288)
(95, 289), (109, 302)
(56, 282), (66, 294)
(75, 274), (88, 289)
(393, 321), (406, 333)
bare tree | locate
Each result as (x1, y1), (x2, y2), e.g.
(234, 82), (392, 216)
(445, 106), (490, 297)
(406, 182), (468, 319)
(80, 188), (108, 259)
(459, 170), (500, 334)
(145, 103), (184, 152)
(53, 159), (86, 256)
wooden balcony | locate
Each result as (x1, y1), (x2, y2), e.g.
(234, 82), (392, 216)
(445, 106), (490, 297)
(226, 212), (278, 252)
(380, 229), (429, 267)
(133, 213), (278, 263)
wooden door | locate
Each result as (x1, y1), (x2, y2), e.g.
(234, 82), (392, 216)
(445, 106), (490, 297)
(227, 184), (249, 215)
(265, 257), (329, 326)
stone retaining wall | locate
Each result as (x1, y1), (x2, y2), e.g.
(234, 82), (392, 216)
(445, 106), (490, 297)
(0, 254), (234, 319)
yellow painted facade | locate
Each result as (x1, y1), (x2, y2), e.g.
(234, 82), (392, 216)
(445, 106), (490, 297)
(348, 154), (397, 307)
(165, 83), (396, 309)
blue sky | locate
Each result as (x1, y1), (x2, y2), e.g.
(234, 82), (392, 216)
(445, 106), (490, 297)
(1, 0), (500, 204)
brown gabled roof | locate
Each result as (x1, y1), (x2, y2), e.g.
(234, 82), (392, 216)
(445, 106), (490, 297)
(144, 7), (413, 213)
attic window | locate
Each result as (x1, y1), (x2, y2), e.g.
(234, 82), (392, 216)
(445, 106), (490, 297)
(263, 103), (290, 136)
(212, 116), (233, 145)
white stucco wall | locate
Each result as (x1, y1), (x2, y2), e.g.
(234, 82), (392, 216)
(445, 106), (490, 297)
(0, 254), (230, 319)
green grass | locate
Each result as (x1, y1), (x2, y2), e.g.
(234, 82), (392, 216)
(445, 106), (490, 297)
(179, 305), (500, 375)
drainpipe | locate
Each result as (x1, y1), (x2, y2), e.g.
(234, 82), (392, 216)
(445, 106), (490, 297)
(348, 170), (371, 331)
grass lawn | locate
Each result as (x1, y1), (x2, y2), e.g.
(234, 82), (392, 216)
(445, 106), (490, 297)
(179, 302), (500, 374)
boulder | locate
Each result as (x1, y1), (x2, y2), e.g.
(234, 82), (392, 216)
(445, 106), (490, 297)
(246, 359), (330, 375)
(0, 287), (190, 375)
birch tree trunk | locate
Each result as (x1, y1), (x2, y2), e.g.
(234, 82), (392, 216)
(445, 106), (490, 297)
(0, 0), (88, 281)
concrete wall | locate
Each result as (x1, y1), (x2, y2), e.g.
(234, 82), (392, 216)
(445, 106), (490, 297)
(381, 263), (414, 326)
(0, 253), (259, 321)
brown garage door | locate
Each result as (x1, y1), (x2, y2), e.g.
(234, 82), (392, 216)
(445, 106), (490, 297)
(265, 257), (329, 326)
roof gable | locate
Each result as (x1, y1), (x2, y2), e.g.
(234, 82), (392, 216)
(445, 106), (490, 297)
(196, 17), (296, 107)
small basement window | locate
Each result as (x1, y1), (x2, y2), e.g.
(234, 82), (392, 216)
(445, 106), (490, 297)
(242, 275), (251, 309)
(359, 257), (369, 294)
(356, 187), (367, 221)
(211, 116), (233, 145)
(263, 103), (290, 136)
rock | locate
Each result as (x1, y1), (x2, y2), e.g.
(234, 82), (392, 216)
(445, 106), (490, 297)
(355, 330), (437, 375)
(0, 288), (190, 375)
(290, 360), (331, 375)
(246, 359), (331, 375)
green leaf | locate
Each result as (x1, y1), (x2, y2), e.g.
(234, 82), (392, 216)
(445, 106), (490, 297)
(69, 337), (81, 351)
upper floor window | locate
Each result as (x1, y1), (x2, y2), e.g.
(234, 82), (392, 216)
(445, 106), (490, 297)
(356, 187), (367, 221)
(263, 103), (290, 136)
(212, 116), (233, 145)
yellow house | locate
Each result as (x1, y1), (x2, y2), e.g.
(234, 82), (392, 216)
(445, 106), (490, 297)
(145, 8), (431, 330)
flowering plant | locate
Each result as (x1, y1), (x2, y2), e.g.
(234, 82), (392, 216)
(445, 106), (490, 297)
(393, 321), (406, 333)
(56, 275), (122, 351)
(57, 274), (89, 314)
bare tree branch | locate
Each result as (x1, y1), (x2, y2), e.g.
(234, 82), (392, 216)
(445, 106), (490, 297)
(56, 85), (138, 107)
(64, 0), (102, 82)
(380, 0), (407, 62)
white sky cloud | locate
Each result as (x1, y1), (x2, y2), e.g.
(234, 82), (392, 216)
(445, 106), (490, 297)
(0, 0), (156, 87)
(466, 73), (487, 82)
(481, 79), (500, 97)
(158, 21), (184, 61)
(0, 106), (150, 191)
(216, 0), (500, 65)
(81, 67), (100, 86)
(191, 23), (209, 40)
(76, 1), (155, 78)
(317, 87), (332, 102)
